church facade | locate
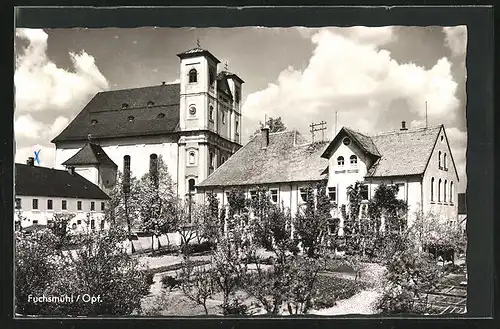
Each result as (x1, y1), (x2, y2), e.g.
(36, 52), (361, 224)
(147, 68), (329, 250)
(52, 47), (244, 199)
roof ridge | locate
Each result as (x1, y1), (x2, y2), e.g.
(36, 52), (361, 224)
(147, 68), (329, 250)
(371, 125), (441, 137)
(99, 83), (180, 94)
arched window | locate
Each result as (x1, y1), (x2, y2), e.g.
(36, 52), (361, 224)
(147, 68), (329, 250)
(236, 121), (239, 133)
(149, 154), (158, 186)
(337, 156), (344, 166)
(444, 180), (448, 202)
(431, 177), (435, 201)
(438, 151), (442, 168)
(209, 105), (214, 121)
(210, 152), (215, 168)
(188, 151), (196, 165)
(350, 155), (357, 165)
(450, 181), (454, 203)
(444, 153), (447, 169)
(438, 179), (442, 202)
(189, 69), (197, 83)
(188, 178), (196, 193)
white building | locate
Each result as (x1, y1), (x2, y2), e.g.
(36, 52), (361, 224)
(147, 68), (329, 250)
(15, 158), (110, 232)
(196, 122), (460, 233)
(51, 46), (244, 200)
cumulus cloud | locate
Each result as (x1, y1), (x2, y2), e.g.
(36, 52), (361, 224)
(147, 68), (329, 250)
(14, 28), (109, 168)
(15, 28), (109, 114)
(15, 144), (56, 168)
(242, 27), (466, 187)
(443, 25), (467, 57)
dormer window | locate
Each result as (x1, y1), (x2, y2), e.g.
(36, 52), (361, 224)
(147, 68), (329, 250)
(128, 115), (134, 122)
(189, 69), (197, 83)
(147, 100), (154, 107)
(350, 155), (357, 165)
(337, 156), (344, 166)
(122, 103), (129, 109)
(157, 113), (165, 119)
(91, 119), (98, 125)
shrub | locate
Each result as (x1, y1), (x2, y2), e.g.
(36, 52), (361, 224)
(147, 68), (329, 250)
(312, 276), (366, 309)
(161, 275), (181, 291)
(190, 241), (216, 254)
(221, 298), (248, 315)
(145, 271), (155, 286)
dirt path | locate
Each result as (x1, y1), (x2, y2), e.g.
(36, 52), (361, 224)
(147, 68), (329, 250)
(309, 289), (381, 315)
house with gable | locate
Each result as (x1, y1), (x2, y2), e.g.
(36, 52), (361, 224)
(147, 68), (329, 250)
(196, 121), (460, 234)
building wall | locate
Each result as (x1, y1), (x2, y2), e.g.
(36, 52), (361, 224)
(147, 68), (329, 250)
(422, 127), (459, 223)
(74, 166), (99, 187)
(55, 135), (179, 187)
(15, 195), (107, 231)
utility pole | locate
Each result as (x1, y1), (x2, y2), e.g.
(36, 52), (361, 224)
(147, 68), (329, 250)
(309, 121), (327, 143)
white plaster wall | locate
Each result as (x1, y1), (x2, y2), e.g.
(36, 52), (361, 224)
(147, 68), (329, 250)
(15, 195), (107, 231)
(75, 166), (99, 186)
(56, 136), (179, 185)
(422, 127), (459, 223)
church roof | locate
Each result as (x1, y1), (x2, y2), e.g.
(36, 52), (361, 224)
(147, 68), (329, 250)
(366, 125), (442, 177)
(15, 163), (109, 199)
(176, 47), (221, 64)
(62, 143), (118, 168)
(197, 131), (329, 188)
(51, 83), (181, 143)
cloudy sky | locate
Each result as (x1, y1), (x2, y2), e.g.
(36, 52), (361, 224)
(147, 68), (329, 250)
(14, 26), (468, 191)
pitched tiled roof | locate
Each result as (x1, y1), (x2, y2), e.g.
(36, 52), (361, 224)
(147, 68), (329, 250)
(62, 143), (117, 168)
(197, 131), (329, 188)
(344, 127), (381, 157)
(51, 83), (181, 143)
(366, 126), (442, 177)
(15, 163), (109, 199)
(176, 47), (221, 64)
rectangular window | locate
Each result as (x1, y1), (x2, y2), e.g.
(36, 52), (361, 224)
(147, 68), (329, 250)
(90, 201), (95, 211)
(77, 201), (82, 211)
(47, 199), (53, 210)
(299, 188), (308, 203)
(32, 220), (38, 225)
(270, 189), (278, 203)
(62, 200), (67, 210)
(77, 219), (82, 225)
(101, 202), (105, 211)
(250, 190), (257, 201)
(328, 187), (337, 202)
(100, 220), (105, 230)
(360, 185), (369, 200)
(396, 183), (405, 200)
(91, 219), (95, 230)
(222, 111), (226, 124)
(32, 199), (38, 210)
(15, 198), (21, 209)
(328, 218), (339, 235)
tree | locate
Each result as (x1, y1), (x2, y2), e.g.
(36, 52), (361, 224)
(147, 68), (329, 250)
(248, 187), (274, 250)
(48, 213), (73, 251)
(178, 263), (214, 315)
(293, 181), (334, 258)
(15, 227), (150, 316)
(15, 229), (60, 316)
(135, 156), (177, 252)
(251, 117), (287, 139)
(376, 249), (441, 314)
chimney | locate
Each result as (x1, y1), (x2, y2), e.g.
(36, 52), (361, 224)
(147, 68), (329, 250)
(261, 126), (270, 148)
(400, 121), (408, 131)
(67, 166), (75, 175)
(26, 157), (35, 167)
(162, 81), (166, 85)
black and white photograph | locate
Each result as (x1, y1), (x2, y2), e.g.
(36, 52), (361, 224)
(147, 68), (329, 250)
(13, 11), (475, 318)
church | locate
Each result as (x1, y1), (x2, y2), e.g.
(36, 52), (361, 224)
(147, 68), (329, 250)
(52, 46), (244, 200)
